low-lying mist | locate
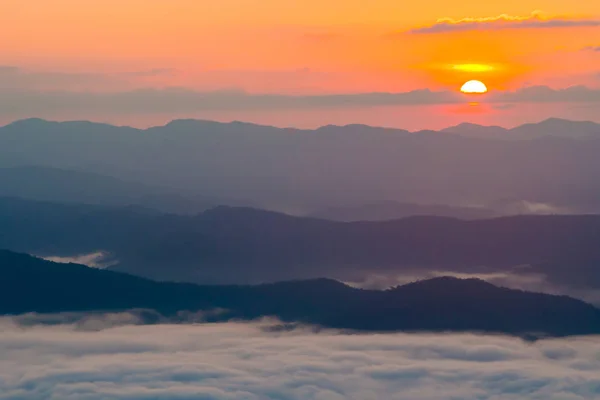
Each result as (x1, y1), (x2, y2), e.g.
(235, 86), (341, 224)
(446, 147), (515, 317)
(1, 314), (599, 399)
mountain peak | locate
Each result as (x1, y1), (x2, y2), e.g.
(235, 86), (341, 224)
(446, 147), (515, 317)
(3, 118), (53, 129)
(441, 123), (507, 136)
(198, 205), (301, 223)
(163, 119), (221, 129)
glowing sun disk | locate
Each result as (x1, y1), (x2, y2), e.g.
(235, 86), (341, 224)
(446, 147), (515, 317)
(461, 80), (488, 94)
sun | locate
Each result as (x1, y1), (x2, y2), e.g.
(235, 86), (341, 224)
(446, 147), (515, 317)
(460, 80), (488, 94)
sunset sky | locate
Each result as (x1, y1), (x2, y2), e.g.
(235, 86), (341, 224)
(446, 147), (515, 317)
(1, 0), (599, 129)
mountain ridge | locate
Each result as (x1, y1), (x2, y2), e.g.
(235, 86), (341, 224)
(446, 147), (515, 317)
(3, 116), (598, 138)
(2, 249), (600, 337)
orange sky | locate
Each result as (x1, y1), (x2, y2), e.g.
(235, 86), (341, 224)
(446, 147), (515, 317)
(1, 1), (599, 127)
(2, 1), (599, 92)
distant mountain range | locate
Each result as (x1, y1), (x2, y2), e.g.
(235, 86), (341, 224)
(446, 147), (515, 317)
(2, 118), (600, 212)
(3, 249), (600, 337)
(2, 197), (600, 292)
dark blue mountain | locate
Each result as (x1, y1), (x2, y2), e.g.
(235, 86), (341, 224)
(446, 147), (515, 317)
(2, 249), (600, 337)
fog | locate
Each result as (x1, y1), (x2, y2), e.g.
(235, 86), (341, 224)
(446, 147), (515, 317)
(1, 315), (600, 399)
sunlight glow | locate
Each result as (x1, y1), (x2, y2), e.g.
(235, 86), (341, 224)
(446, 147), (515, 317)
(452, 64), (495, 73)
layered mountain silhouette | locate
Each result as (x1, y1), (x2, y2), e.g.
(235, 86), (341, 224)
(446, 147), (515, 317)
(2, 249), (600, 337)
(2, 197), (600, 290)
(2, 118), (600, 212)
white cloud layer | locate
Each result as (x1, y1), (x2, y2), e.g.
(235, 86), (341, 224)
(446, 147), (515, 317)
(1, 317), (600, 399)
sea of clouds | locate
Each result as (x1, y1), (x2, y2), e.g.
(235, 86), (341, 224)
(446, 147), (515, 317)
(1, 313), (600, 399)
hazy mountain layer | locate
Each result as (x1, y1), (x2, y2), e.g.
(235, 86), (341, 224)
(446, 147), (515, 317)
(2, 197), (600, 292)
(2, 118), (600, 212)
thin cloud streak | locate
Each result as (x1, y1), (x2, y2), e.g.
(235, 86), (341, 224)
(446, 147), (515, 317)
(408, 12), (600, 34)
(0, 88), (461, 117)
(0, 66), (176, 91)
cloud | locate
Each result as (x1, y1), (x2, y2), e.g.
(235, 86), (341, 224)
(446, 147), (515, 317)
(342, 267), (600, 306)
(490, 85), (600, 103)
(0, 66), (20, 74)
(408, 12), (600, 34)
(122, 68), (178, 78)
(0, 66), (176, 92)
(0, 66), (114, 91)
(39, 251), (116, 269)
(344, 270), (549, 291)
(584, 46), (600, 52)
(1, 84), (600, 120)
(2, 65), (600, 121)
(0, 88), (462, 118)
(0, 318), (599, 399)
(492, 103), (517, 110)
(12, 310), (159, 331)
(500, 200), (572, 214)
